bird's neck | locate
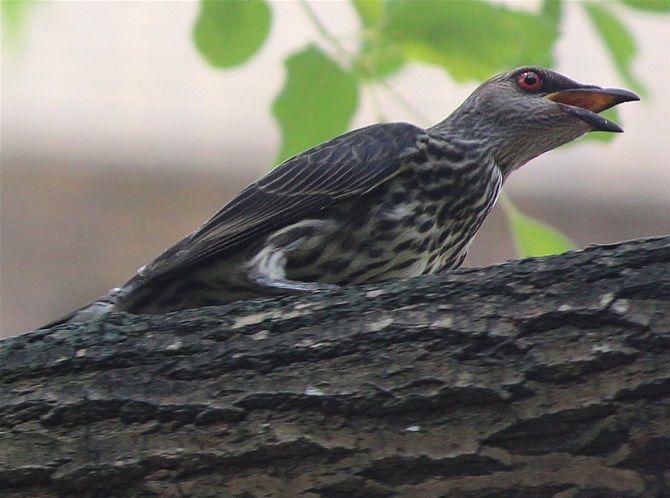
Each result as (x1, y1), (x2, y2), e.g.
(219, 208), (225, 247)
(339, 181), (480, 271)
(428, 114), (520, 180)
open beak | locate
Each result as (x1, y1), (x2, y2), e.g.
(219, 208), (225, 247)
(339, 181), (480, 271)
(545, 87), (640, 132)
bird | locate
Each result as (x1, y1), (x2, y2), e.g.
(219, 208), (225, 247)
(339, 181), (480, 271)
(45, 66), (639, 327)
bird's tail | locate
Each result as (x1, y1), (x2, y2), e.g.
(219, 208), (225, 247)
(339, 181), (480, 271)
(41, 288), (125, 329)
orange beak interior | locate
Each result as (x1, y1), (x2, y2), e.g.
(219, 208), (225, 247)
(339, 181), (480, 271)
(545, 88), (639, 113)
(546, 90), (615, 113)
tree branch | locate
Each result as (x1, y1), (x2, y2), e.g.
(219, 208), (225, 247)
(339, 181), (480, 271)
(2, 236), (669, 497)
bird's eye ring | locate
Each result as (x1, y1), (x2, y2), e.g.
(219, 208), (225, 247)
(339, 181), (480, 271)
(517, 71), (542, 91)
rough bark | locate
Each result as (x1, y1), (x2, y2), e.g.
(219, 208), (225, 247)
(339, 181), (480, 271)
(1, 236), (669, 498)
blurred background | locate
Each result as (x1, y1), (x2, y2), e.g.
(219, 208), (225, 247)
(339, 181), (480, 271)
(2, 1), (669, 337)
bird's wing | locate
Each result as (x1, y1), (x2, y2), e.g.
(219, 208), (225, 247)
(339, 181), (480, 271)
(137, 122), (427, 281)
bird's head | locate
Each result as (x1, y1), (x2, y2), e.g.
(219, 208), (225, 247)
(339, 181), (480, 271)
(437, 66), (639, 177)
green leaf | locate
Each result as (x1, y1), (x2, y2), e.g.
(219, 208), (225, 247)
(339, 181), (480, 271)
(354, 35), (405, 80)
(502, 198), (575, 257)
(352, 0), (385, 27)
(193, 0), (271, 69)
(272, 45), (359, 164)
(352, 0), (405, 80)
(621, 0), (670, 12)
(381, 0), (558, 82)
(1, 0), (33, 43)
(541, 0), (562, 24)
(584, 2), (647, 97)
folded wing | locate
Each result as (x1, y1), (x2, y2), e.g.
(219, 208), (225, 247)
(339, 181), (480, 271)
(135, 122), (427, 283)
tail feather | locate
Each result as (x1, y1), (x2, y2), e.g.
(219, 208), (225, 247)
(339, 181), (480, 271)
(41, 288), (124, 329)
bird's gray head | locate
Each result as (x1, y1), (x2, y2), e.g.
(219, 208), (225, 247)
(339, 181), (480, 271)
(434, 66), (639, 178)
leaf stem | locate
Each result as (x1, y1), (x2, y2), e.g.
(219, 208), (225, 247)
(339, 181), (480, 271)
(375, 80), (433, 125)
(365, 84), (387, 123)
(299, 1), (431, 127)
(298, 0), (351, 62)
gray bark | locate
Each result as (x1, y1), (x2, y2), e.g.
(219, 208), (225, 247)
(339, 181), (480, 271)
(1, 236), (669, 498)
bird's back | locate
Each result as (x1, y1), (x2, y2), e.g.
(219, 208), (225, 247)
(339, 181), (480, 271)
(116, 133), (502, 315)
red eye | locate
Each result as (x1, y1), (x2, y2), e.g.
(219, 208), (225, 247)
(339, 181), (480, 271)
(517, 71), (542, 91)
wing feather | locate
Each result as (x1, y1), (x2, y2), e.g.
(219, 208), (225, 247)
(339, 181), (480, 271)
(138, 122), (426, 281)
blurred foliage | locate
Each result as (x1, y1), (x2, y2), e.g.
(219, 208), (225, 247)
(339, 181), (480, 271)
(272, 46), (359, 165)
(1, 0), (34, 43)
(190, 0), (665, 258)
(499, 193), (575, 258)
(193, 0), (271, 68)
(622, 0), (670, 12)
(381, 0), (558, 82)
(585, 3), (645, 97)
(192, 0), (662, 162)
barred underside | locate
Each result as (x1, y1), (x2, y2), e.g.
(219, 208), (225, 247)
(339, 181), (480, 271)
(122, 141), (503, 315)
